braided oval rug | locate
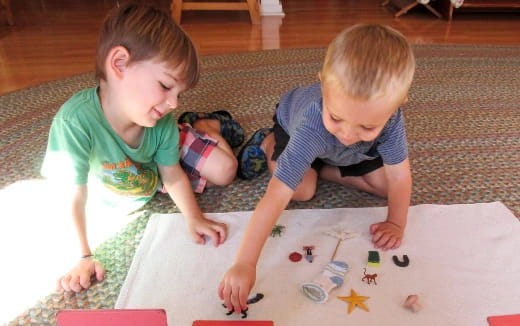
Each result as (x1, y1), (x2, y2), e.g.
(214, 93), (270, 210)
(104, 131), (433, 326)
(1, 45), (519, 325)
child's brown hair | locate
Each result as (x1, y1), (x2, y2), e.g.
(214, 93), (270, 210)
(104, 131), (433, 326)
(95, 3), (199, 89)
(321, 24), (415, 101)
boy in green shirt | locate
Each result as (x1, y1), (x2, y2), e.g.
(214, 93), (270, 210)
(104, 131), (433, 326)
(42, 3), (240, 292)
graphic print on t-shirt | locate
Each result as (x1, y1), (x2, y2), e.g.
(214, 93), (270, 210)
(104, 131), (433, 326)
(101, 158), (158, 197)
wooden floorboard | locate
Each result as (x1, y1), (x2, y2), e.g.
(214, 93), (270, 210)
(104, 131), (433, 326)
(0, 0), (519, 95)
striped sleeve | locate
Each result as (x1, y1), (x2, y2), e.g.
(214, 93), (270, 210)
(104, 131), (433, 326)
(274, 101), (329, 190)
(376, 108), (408, 165)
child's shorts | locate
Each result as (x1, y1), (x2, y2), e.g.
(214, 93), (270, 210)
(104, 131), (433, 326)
(178, 123), (218, 193)
(270, 114), (383, 177)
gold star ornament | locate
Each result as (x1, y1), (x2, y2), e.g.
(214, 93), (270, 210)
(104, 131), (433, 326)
(338, 289), (370, 314)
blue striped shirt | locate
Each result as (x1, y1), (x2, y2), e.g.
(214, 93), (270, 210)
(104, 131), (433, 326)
(274, 83), (408, 190)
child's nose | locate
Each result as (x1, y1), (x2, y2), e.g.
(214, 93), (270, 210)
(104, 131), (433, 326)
(339, 126), (358, 145)
(166, 94), (178, 109)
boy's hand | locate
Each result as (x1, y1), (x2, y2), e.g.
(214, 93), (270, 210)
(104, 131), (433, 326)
(369, 221), (403, 250)
(186, 215), (227, 247)
(218, 262), (256, 315)
(56, 257), (105, 292)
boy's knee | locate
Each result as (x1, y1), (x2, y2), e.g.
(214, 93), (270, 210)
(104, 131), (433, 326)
(370, 184), (388, 199)
(193, 119), (220, 134)
(210, 156), (237, 186)
(375, 190), (388, 199)
(292, 185), (316, 202)
(362, 170), (388, 199)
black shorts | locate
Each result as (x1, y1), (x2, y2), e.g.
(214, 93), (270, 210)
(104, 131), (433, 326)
(270, 114), (383, 177)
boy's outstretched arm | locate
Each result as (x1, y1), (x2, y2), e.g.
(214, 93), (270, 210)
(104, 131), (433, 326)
(57, 185), (105, 292)
(218, 176), (293, 315)
(370, 158), (412, 250)
(158, 163), (227, 247)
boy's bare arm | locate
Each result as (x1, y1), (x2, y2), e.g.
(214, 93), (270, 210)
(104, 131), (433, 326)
(158, 163), (227, 246)
(235, 176), (293, 266)
(370, 158), (412, 250)
(384, 157), (412, 228)
(159, 163), (204, 220)
(70, 185), (91, 256)
(57, 185), (105, 292)
(219, 176), (293, 313)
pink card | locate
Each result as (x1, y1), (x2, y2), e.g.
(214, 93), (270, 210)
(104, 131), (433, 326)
(193, 321), (274, 326)
(56, 309), (168, 326)
(487, 314), (520, 326)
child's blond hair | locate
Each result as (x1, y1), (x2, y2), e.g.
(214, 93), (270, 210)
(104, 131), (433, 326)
(321, 24), (415, 101)
(95, 3), (199, 89)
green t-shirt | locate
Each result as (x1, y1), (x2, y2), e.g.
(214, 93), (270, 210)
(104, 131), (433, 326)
(41, 87), (180, 212)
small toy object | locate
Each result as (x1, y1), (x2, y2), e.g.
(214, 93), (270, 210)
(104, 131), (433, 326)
(301, 261), (349, 303)
(303, 245), (315, 263)
(222, 293), (265, 318)
(301, 229), (356, 304)
(403, 294), (422, 312)
(323, 229), (359, 261)
(323, 229), (359, 242)
(392, 255), (410, 267)
(223, 307), (248, 319)
(337, 289), (370, 314)
(361, 268), (378, 285)
(270, 225), (285, 237)
(367, 251), (380, 267)
(289, 251), (302, 262)
(247, 293), (264, 304)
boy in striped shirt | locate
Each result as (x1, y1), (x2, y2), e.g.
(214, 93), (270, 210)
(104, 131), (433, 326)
(219, 24), (416, 314)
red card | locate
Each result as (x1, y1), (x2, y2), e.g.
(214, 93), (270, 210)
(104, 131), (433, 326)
(56, 309), (168, 326)
(193, 321), (273, 326)
(487, 314), (520, 326)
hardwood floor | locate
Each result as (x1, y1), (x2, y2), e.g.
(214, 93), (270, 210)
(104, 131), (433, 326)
(0, 0), (519, 95)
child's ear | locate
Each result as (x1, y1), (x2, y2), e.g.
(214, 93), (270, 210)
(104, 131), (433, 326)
(107, 46), (130, 79)
(318, 71), (322, 81)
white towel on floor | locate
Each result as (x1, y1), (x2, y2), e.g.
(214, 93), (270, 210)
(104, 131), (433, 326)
(116, 202), (520, 326)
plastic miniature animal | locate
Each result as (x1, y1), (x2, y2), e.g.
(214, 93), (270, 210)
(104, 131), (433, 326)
(270, 225), (285, 237)
(361, 268), (378, 285)
(303, 245), (315, 263)
(222, 293), (264, 318)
